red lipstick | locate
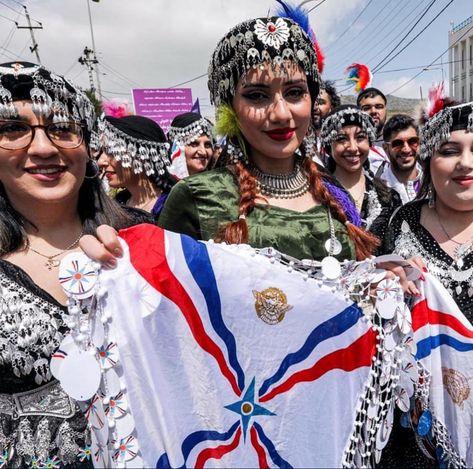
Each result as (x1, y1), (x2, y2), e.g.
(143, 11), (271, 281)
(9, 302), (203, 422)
(264, 128), (296, 141)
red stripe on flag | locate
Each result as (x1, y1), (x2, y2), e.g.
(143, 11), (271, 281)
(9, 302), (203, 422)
(119, 224), (241, 396)
(412, 299), (473, 338)
(259, 329), (376, 403)
(250, 426), (269, 469)
(194, 427), (242, 468)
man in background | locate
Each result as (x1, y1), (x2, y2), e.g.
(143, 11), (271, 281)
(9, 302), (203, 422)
(357, 87), (389, 173)
(378, 114), (422, 204)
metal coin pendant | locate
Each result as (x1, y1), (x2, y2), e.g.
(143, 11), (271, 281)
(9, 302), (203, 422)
(321, 256), (341, 280)
(324, 238), (342, 256)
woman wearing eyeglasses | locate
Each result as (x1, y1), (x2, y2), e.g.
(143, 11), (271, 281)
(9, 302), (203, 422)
(321, 105), (401, 244)
(378, 114), (422, 204)
(0, 61), (141, 467)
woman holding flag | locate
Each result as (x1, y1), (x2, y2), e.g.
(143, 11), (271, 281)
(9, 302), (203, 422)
(0, 61), (144, 466)
(385, 100), (473, 319)
(167, 111), (215, 178)
(382, 99), (473, 466)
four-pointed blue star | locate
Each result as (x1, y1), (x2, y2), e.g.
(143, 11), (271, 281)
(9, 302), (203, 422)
(224, 377), (275, 441)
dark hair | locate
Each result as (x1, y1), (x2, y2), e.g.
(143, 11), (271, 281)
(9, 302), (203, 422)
(215, 152), (379, 260)
(0, 165), (133, 255)
(321, 80), (341, 108)
(356, 87), (387, 106)
(383, 114), (418, 142)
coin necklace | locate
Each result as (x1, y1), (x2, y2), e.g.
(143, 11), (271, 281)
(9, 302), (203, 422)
(28, 231), (84, 270)
(435, 209), (473, 268)
(324, 208), (343, 256)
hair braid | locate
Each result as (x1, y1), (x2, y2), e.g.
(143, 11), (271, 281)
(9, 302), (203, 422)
(303, 158), (379, 260)
(215, 162), (259, 244)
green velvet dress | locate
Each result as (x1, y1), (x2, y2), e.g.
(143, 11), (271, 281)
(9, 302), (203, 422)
(158, 168), (355, 261)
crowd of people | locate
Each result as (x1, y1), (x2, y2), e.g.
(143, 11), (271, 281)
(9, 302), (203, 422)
(0, 4), (472, 468)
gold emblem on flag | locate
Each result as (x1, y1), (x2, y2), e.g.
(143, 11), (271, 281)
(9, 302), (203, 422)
(252, 287), (293, 325)
(442, 367), (470, 407)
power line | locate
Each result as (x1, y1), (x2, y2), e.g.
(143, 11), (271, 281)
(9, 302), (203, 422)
(308, 0), (329, 13)
(0, 1), (41, 25)
(363, 0), (429, 65)
(168, 72), (208, 89)
(100, 61), (141, 87)
(373, 0), (455, 73)
(324, 0), (374, 51)
(327, 0), (401, 72)
(0, 12), (17, 23)
(371, 0), (439, 73)
(387, 22), (473, 95)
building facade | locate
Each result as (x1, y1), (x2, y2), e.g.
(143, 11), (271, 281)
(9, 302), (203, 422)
(449, 15), (473, 102)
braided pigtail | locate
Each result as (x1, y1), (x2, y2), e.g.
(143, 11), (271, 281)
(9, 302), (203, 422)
(215, 162), (259, 244)
(304, 158), (380, 260)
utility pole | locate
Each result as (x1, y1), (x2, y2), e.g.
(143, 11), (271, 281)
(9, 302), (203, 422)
(16, 6), (43, 64)
(78, 47), (98, 93)
(86, 0), (102, 99)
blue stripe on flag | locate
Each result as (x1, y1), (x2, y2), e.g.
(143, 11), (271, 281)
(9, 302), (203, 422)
(253, 422), (293, 468)
(181, 235), (246, 392)
(416, 333), (473, 360)
(156, 421), (240, 468)
(258, 304), (363, 397)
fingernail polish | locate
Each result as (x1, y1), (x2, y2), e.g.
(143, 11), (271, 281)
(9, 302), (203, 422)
(419, 274), (425, 282)
(422, 266), (428, 273)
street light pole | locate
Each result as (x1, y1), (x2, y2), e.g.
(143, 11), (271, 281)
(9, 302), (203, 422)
(86, 0), (102, 99)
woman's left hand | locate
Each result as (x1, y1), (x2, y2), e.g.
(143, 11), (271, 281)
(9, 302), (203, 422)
(79, 225), (123, 269)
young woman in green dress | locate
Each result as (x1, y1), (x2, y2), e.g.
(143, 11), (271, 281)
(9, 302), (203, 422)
(156, 15), (378, 262)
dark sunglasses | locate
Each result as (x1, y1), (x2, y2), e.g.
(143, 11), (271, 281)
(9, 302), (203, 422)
(388, 137), (420, 151)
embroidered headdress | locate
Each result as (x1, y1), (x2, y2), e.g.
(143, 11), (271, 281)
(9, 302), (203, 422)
(320, 104), (377, 148)
(208, 16), (320, 107)
(167, 112), (214, 147)
(91, 115), (171, 185)
(419, 101), (473, 161)
(0, 61), (95, 133)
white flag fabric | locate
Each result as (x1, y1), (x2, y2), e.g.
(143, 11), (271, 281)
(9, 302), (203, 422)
(100, 224), (377, 468)
(413, 274), (473, 466)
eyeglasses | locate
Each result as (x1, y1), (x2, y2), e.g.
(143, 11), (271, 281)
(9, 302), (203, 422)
(0, 121), (84, 150)
(387, 137), (420, 151)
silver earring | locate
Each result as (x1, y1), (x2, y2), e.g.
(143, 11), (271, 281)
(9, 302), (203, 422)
(84, 159), (100, 179)
(428, 184), (435, 208)
(226, 140), (247, 165)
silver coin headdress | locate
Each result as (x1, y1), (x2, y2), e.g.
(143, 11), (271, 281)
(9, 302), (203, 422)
(320, 105), (377, 148)
(420, 101), (473, 161)
(208, 16), (320, 107)
(0, 61), (95, 132)
(91, 115), (171, 184)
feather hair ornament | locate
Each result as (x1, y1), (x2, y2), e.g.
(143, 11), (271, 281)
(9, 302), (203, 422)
(102, 99), (131, 118)
(215, 104), (247, 155)
(274, 0), (325, 73)
(426, 81), (445, 119)
(345, 63), (372, 93)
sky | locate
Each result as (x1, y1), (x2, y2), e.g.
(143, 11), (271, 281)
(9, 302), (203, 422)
(0, 0), (471, 118)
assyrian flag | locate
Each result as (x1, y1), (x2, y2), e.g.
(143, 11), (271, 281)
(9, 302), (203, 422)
(168, 141), (189, 180)
(412, 274), (473, 465)
(100, 224), (377, 468)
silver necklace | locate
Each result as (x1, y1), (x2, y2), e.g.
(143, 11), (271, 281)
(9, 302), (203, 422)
(435, 209), (473, 268)
(324, 209), (343, 256)
(28, 231), (83, 270)
(251, 161), (310, 199)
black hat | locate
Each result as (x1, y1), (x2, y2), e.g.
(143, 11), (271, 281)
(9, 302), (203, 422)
(0, 61), (95, 132)
(92, 114), (171, 179)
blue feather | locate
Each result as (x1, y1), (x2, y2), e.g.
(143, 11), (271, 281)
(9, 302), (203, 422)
(274, 0), (314, 41)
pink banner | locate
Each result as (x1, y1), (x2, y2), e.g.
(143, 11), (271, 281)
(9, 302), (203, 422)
(131, 88), (193, 133)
